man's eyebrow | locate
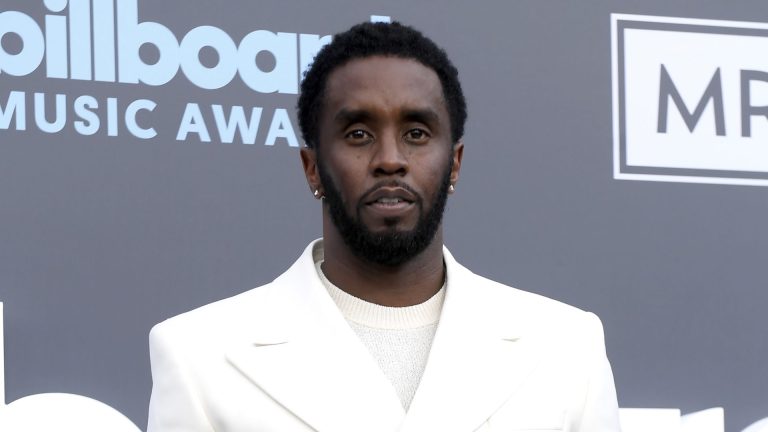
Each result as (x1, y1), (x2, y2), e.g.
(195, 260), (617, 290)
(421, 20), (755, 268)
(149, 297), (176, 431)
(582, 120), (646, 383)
(402, 108), (440, 125)
(334, 109), (373, 125)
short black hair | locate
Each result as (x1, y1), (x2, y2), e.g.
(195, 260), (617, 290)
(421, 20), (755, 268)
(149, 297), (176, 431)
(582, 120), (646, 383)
(297, 21), (467, 148)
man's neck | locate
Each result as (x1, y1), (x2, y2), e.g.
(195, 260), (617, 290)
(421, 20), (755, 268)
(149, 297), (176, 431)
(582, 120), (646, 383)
(320, 222), (446, 308)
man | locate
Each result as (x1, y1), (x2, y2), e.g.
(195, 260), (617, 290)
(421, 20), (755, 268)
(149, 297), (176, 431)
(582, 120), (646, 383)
(147, 22), (621, 432)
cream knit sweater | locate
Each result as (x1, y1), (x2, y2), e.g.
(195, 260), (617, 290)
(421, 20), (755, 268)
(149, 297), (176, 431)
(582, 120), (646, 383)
(315, 261), (445, 410)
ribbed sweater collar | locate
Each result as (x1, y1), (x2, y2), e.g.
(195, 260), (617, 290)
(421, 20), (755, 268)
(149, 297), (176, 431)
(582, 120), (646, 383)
(314, 259), (445, 330)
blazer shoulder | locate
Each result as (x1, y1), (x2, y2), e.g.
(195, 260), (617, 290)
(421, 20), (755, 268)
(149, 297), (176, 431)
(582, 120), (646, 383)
(154, 240), (319, 328)
(456, 265), (604, 336)
(489, 275), (588, 314)
(150, 281), (279, 347)
(150, 241), (320, 349)
(466, 275), (609, 363)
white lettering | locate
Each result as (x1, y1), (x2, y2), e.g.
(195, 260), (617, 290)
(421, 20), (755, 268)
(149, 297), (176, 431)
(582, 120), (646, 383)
(107, 97), (118, 136)
(69, 0), (92, 80)
(125, 99), (156, 139)
(238, 31), (298, 94)
(0, 11), (45, 76)
(44, 11), (68, 79)
(212, 105), (262, 144)
(74, 95), (100, 135)
(44, 0), (68, 13)
(299, 34), (331, 80)
(180, 26), (238, 90)
(370, 15), (391, 23)
(0, 0), (344, 93)
(177, 103), (210, 142)
(34, 92), (66, 133)
(264, 108), (298, 147)
(93, 0), (116, 82)
(0, 91), (27, 130)
(117, 0), (180, 86)
(0, 91), (164, 138)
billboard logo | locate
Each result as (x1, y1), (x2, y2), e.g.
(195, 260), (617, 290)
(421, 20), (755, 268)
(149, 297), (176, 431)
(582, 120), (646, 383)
(612, 14), (768, 186)
(0, 0), (332, 93)
(0, 2), (391, 145)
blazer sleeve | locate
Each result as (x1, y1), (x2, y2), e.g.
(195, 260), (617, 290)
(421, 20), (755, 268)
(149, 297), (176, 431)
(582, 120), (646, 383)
(147, 322), (215, 432)
(576, 312), (623, 432)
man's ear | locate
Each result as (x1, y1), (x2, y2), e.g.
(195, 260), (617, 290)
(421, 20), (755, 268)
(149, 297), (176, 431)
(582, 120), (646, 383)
(300, 147), (323, 196)
(449, 141), (464, 186)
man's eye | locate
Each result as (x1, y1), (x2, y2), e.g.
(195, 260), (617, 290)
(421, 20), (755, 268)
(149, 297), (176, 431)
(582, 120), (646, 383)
(346, 129), (371, 141)
(405, 128), (429, 142)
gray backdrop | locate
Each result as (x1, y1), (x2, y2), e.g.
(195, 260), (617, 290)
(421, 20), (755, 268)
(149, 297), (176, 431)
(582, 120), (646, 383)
(1, 1), (766, 431)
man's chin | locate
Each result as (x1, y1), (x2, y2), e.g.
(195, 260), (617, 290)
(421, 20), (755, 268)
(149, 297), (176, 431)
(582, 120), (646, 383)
(358, 209), (418, 230)
(335, 222), (438, 267)
(364, 223), (416, 237)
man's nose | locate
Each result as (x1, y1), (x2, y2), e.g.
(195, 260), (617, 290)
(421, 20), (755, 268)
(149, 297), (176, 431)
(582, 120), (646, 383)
(371, 132), (408, 176)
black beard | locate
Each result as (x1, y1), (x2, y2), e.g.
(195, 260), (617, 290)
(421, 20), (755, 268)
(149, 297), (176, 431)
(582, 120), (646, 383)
(318, 159), (452, 267)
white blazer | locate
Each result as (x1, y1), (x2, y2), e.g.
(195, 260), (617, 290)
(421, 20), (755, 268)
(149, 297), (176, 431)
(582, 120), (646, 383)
(147, 240), (621, 432)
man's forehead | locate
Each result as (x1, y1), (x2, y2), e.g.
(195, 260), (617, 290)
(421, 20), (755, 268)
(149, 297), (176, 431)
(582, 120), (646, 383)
(322, 56), (448, 119)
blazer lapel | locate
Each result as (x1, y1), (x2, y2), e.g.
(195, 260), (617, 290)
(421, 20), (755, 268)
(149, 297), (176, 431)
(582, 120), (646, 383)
(400, 250), (543, 432)
(225, 242), (406, 432)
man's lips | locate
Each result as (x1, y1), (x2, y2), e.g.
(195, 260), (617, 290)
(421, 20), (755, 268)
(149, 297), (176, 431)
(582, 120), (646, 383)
(364, 187), (417, 206)
(361, 186), (418, 218)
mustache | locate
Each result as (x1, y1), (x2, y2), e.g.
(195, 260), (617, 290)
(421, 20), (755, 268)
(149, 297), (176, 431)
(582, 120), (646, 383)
(359, 181), (421, 206)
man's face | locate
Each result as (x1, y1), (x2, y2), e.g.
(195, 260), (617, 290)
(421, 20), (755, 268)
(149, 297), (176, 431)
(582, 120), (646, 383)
(306, 56), (463, 266)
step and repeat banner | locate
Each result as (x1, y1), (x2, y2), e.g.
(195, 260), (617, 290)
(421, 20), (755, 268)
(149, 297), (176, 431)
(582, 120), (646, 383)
(1, 1), (766, 431)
